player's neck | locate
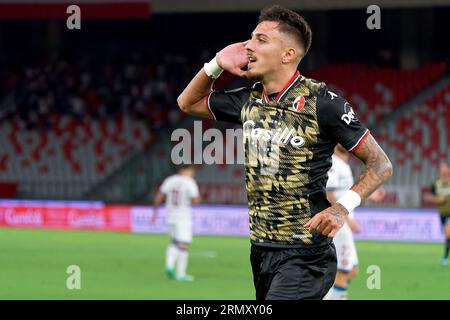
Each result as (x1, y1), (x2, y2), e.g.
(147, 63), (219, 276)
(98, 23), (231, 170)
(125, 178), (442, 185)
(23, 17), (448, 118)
(179, 172), (192, 178)
(262, 68), (299, 95)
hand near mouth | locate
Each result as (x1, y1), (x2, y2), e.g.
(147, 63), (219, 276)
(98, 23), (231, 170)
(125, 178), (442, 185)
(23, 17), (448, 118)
(216, 41), (250, 78)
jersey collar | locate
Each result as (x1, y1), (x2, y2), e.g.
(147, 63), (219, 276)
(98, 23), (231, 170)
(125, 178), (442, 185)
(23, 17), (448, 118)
(262, 70), (301, 104)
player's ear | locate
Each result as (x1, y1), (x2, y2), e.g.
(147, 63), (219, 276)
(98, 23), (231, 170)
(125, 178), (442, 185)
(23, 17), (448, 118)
(282, 47), (297, 64)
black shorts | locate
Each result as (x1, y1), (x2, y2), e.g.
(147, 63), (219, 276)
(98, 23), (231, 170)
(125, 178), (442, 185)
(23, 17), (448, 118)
(250, 242), (337, 300)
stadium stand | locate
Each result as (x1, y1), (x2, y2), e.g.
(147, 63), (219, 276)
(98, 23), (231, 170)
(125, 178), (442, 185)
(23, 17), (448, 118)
(0, 51), (449, 204)
(306, 62), (448, 125)
(193, 63), (450, 205)
(377, 78), (450, 189)
(0, 54), (184, 199)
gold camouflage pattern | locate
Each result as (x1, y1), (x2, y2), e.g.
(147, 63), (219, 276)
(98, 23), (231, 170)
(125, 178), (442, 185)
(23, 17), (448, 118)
(241, 76), (327, 246)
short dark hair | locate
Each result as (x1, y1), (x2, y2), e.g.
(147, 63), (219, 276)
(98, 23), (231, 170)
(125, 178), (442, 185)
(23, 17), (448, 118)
(258, 5), (312, 56)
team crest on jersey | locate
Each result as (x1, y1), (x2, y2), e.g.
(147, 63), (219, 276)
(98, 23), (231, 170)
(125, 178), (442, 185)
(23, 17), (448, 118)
(292, 95), (305, 112)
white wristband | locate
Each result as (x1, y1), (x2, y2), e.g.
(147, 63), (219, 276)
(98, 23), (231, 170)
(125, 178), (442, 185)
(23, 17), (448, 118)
(204, 57), (224, 79)
(336, 190), (361, 213)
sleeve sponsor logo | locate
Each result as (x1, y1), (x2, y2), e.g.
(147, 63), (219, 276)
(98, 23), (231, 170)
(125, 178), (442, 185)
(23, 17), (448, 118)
(328, 91), (338, 100)
(341, 103), (356, 125)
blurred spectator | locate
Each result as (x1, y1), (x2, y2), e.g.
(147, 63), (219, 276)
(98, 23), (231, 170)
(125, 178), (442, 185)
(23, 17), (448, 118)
(0, 51), (196, 132)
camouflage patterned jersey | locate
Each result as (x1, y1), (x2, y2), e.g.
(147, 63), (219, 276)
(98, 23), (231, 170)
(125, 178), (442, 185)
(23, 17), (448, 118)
(208, 71), (369, 248)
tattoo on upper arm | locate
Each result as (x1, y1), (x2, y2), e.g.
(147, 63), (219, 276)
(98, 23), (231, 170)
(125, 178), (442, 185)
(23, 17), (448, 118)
(351, 134), (393, 199)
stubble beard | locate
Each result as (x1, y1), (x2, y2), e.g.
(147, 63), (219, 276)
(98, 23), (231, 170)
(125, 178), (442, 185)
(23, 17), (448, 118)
(246, 69), (263, 81)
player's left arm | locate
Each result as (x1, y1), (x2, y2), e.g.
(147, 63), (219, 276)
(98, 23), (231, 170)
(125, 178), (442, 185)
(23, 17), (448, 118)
(327, 190), (362, 232)
(350, 134), (393, 201)
(306, 95), (393, 237)
(306, 135), (392, 237)
(346, 136), (392, 233)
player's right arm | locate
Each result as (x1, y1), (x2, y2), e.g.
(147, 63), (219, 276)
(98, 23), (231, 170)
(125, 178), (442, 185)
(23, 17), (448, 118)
(177, 69), (215, 119)
(424, 194), (447, 205)
(177, 42), (249, 118)
(190, 180), (201, 205)
(151, 190), (166, 223)
(424, 183), (446, 205)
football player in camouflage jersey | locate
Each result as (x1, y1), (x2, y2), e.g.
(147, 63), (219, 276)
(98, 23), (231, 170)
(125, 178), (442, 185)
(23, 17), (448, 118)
(177, 5), (393, 299)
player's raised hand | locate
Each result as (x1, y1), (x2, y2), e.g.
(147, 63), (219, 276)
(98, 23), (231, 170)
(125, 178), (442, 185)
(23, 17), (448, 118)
(216, 41), (250, 77)
(304, 203), (348, 238)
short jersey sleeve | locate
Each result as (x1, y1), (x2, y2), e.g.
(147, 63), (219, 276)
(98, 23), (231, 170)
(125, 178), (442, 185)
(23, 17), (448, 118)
(207, 87), (251, 124)
(159, 178), (169, 195)
(317, 91), (370, 152)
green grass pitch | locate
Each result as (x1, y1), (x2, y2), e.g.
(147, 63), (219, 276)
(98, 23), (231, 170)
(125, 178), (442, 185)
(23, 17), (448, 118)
(0, 228), (449, 299)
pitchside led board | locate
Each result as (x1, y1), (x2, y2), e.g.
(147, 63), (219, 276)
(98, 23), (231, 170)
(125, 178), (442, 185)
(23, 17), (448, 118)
(0, 200), (445, 243)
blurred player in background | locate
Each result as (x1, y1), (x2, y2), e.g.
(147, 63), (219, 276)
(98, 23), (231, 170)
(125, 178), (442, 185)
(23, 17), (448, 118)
(152, 165), (201, 281)
(324, 144), (386, 299)
(424, 162), (450, 266)
(324, 144), (361, 300)
(178, 5), (393, 299)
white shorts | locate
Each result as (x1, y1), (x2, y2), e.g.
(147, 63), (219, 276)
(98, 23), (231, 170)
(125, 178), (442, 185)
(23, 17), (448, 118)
(168, 221), (192, 244)
(333, 224), (358, 273)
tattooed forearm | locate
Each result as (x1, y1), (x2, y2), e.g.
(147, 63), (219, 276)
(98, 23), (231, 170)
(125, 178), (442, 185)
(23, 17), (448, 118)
(351, 134), (393, 200)
(305, 134), (392, 238)
(329, 203), (347, 228)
